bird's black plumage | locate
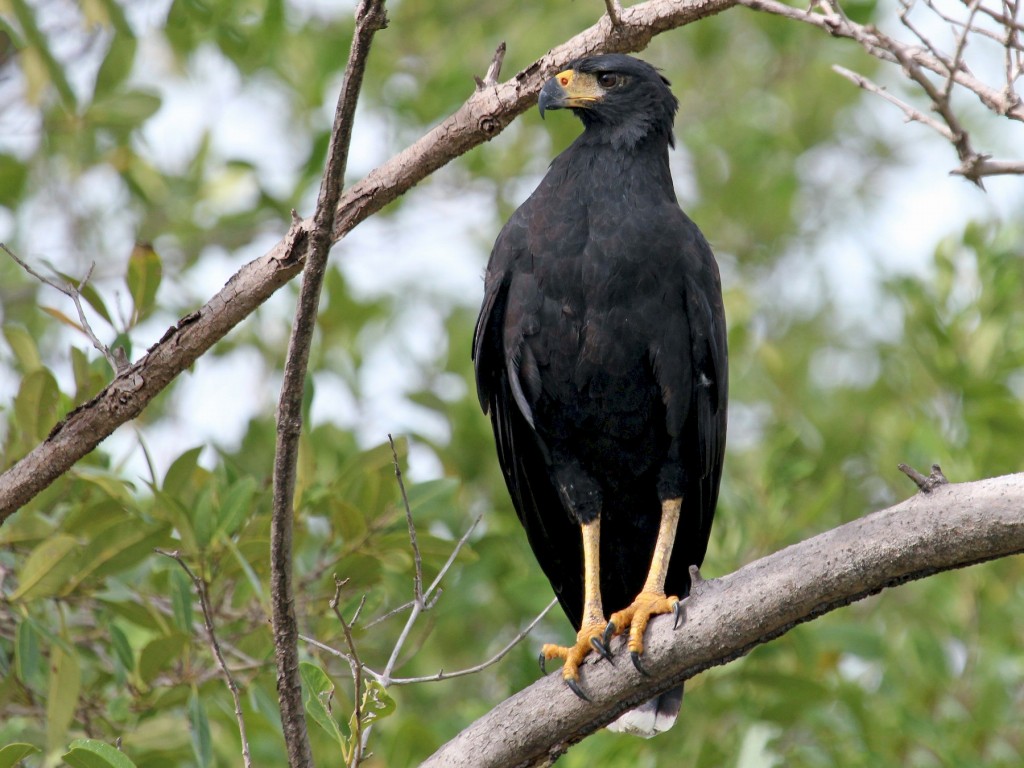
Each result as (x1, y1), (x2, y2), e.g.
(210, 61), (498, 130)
(474, 54), (727, 670)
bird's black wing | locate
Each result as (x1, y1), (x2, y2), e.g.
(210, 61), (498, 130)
(654, 209), (729, 594)
(472, 214), (586, 628)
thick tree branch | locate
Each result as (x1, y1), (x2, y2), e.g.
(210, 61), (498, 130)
(0, 0), (736, 524)
(421, 472), (1024, 768)
(270, 2), (388, 766)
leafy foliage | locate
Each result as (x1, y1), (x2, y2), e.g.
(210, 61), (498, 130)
(1, 1), (1022, 767)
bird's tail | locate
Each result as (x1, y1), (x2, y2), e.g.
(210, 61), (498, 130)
(606, 685), (683, 738)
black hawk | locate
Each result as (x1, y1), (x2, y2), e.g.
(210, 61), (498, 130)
(473, 54), (728, 736)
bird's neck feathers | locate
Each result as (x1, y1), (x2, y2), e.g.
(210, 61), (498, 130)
(573, 89), (678, 153)
(576, 114), (676, 154)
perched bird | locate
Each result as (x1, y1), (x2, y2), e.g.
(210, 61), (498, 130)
(473, 54), (728, 737)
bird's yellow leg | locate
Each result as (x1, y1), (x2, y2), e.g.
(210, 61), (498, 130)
(604, 498), (682, 672)
(540, 518), (608, 699)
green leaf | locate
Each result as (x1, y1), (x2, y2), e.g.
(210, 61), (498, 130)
(125, 243), (162, 326)
(3, 324), (41, 372)
(108, 622), (134, 676)
(214, 476), (258, 541)
(299, 662), (346, 749)
(46, 644), (81, 752)
(138, 633), (189, 686)
(331, 499), (367, 542)
(170, 567), (193, 634)
(188, 687), (212, 767)
(87, 89), (162, 130)
(360, 679), (397, 727)
(9, 534), (81, 601)
(162, 446), (205, 499)
(16, 617), (43, 689)
(94, 27), (137, 98)
(0, 743), (40, 768)
(13, 367), (60, 443)
(0, 154), (28, 206)
(60, 521), (169, 595)
(63, 739), (138, 768)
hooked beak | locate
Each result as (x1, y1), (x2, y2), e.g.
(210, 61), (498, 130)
(538, 68), (602, 119)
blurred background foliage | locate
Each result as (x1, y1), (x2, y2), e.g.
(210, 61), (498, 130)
(1, 0), (1022, 766)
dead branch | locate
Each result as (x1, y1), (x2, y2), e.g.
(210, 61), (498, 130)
(739, 0), (1024, 184)
(421, 472), (1024, 768)
(2, 244), (122, 374)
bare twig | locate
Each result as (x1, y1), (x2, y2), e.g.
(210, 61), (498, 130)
(389, 434), (424, 606)
(331, 577), (367, 768)
(474, 42), (507, 90)
(2, 243), (122, 373)
(388, 598), (558, 685)
(943, 0), (984, 101)
(605, 0), (625, 27)
(738, 0), (1024, 184)
(832, 64), (956, 138)
(271, 3), (388, 766)
(898, 462), (950, 492)
(155, 549), (253, 768)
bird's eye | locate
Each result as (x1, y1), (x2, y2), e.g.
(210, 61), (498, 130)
(596, 72), (620, 89)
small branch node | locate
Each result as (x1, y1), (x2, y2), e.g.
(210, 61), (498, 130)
(898, 462), (950, 493)
(476, 42), (507, 90)
(604, 0), (624, 28)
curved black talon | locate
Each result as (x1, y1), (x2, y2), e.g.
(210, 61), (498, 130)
(539, 653), (547, 674)
(630, 650), (651, 677)
(672, 600), (684, 630)
(590, 636), (614, 663)
(602, 620), (617, 648)
(566, 677), (591, 702)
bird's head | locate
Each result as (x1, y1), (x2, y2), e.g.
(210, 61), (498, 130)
(537, 54), (678, 149)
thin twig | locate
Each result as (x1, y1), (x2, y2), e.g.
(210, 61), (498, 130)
(331, 577), (366, 768)
(389, 434), (424, 606)
(388, 598), (558, 685)
(155, 549), (253, 768)
(474, 42), (507, 90)
(364, 598), (417, 629)
(423, 513), (483, 602)
(832, 64), (956, 139)
(2, 243), (121, 373)
(270, 3), (388, 767)
(943, 0), (984, 102)
(605, 0), (625, 27)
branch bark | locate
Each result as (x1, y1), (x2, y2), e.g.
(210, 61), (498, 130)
(270, 2), (388, 766)
(421, 472), (1024, 768)
(0, 0), (736, 524)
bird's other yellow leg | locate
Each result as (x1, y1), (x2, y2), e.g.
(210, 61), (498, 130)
(540, 518), (608, 700)
(604, 498), (682, 674)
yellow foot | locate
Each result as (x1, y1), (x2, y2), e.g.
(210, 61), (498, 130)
(603, 591), (681, 675)
(539, 620), (611, 700)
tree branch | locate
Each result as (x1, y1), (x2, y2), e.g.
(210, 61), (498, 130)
(0, 0), (736, 524)
(270, 2), (388, 766)
(738, 0), (1024, 183)
(421, 472), (1024, 768)
(155, 549), (253, 768)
